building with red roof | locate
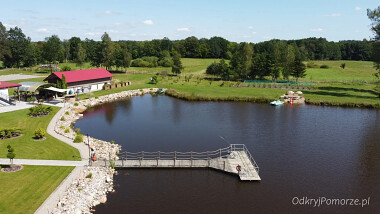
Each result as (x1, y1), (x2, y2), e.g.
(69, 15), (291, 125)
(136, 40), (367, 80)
(0, 81), (22, 103)
(44, 68), (114, 94)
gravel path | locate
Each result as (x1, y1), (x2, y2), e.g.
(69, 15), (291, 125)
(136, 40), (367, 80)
(0, 74), (46, 81)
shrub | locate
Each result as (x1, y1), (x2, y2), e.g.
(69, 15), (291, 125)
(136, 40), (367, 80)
(27, 96), (37, 103)
(131, 56), (159, 67)
(111, 140), (115, 144)
(75, 128), (80, 134)
(340, 63), (346, 69)
(34, 128), (46, 139)
(320, 65), (329, 69)
(29, 105), (52, 117)
(86, 173), (92, 178)
(109, 160), (115, 169)
(74, 134), (83, 143)
(60, 126), (65, 129)
(65, 111), (70, 115)
(61, 65), (72, 71)
(306, 62), (318, 68)
(64, 128), (70, 133)
(60, 116), (65, 121)
(70, 122), (75, 128)
(74, 103), (79, 106)
(0, 128), (22, 139)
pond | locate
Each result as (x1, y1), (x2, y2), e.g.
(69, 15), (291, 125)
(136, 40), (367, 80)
(75, 95), (379, 213)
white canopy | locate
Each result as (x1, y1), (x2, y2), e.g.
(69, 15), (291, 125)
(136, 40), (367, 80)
(45, 87), (68, 93)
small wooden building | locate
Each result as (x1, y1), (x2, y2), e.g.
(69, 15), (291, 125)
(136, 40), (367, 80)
(44, 68), (114, 94)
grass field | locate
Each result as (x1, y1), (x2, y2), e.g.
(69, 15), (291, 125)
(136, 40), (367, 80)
(1, 59), (379, 108)
(0, 165), (74, 214)
(303, 60), (377, 82)
(0, 107), (81, 160)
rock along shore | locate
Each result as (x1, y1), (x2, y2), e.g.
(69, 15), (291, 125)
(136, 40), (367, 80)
(51, 88), (160, 213)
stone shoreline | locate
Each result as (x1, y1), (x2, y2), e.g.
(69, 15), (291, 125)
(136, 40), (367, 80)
(51, 88), (160, 213)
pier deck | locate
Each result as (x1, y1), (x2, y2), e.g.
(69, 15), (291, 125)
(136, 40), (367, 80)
(94, 144), (260, 181)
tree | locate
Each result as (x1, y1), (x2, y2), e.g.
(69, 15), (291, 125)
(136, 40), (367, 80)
(0, 22), (11, 63)
(100, 32), (114, 70)
(291, 58), (306, 83)
(230, 43), (254, 80)
(75, 43), (86, 67)
(6, 145), (15, 164)
(368, 6), (380, 77)
(4, 27), (30, 67)
(43, 35), (63, 72)
(63, 39), (70, 63)
(171, 51), (183, 75)
(283, 44), (296, 81)
(61, 74), (67, 89)
(69, 37), (81, 61)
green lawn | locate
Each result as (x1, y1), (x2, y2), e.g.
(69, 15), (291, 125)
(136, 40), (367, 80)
(0, 107), (81, 160)
(0, 165), (74, 214)
(303, 60), (377, 82)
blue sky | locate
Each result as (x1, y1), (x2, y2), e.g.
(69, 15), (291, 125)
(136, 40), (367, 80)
(0, 0), (379, 42)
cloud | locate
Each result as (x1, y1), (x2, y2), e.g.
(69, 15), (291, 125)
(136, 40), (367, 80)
(310, 28), (324, 32)
(324, 13), (341, 17)
(248, 26), (254, 30)
(176, 27), (191, 32)
(85, 32), (102, 36)
(3, 23), (16, 28)
(36, 28), (48, 33)
(97, 10), (120, 16)
(355, 7), (362, 11)
(252, 32), (257, 35)
(143, 20), (154, 25)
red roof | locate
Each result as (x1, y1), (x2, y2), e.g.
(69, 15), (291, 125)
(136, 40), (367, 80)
(45, 68), (114, 83)
(0, 81), (22, 89)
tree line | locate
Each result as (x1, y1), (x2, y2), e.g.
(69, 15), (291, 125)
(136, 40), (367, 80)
(0, 21), (374, 71)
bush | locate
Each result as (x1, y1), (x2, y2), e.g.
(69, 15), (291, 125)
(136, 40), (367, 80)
(0, 128), (22, 139)
(158, 57), (173, 67)
(29, 105), (52, 117)
(27, 96), (37, 103)
(65, 111), (70, 115)
(70, 122), (75, 129)
(111, 140), (115, 144)
(60, 116), (65, 121)
(131, 56), (159, 67)
(75, 128), (80, 134)
(74, 103), (79, 106)
(61, 65), (72, 71)
(64, 129), (70, 133)
(34, 128), (46, 139)
(320, 65), (329, 69)
(86, 173), (92, 178)
(340, 63), (346, 69)
(74, 134), (83, 143)
(306, 62), (318, 68)
(60, 126), (65, 129)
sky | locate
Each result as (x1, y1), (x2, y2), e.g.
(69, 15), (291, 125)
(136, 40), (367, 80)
(0, 0), (379, 43)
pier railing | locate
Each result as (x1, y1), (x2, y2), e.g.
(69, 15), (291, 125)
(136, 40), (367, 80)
(117, 144), (259, 173)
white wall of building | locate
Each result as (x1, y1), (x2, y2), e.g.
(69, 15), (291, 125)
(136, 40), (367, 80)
(0, 88), (9, 101)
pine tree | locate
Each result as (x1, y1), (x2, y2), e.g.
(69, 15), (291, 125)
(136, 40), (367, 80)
(171, 51), (183, 75)
(291, 58), (306, 83)
(61, 74), (67, 89)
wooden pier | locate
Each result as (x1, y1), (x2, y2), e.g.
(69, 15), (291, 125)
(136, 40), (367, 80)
(95, 144), (260, 181)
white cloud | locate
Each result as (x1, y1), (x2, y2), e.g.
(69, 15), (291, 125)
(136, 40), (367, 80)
(252, 32), (257, 35)
(3, 23), (16, 28)
(142, 20), (154, 25)
(248, 26), (254, 30)
(36, 28), (48, 33)
(85, 32), (101, 36)
(324, 13), (341, 17)
(355, 7), (362, 11)
(104, 10), (112, 15)
(310, 28), (324, 32)
(129, 33), (137, 37)
(176, 27), (191, 32)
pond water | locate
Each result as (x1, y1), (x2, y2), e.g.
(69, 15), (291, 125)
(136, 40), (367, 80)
(75, 95), (380, 213)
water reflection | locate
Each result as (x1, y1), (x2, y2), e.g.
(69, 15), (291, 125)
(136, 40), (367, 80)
(75, 95), (380, 213)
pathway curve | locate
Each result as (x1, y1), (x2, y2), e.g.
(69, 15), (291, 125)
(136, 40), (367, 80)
(47, 106), (90, 161)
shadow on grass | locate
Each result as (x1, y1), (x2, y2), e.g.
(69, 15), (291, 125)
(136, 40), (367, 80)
(304, 90), (378, 100)
(318, 86), (378, 96)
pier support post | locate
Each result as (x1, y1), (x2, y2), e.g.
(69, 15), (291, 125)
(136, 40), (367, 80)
(223, 161), (225, 170)
(219, 149), (222, 158)
(174, 151), (176, 167)
(191, 151), (193, 167)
